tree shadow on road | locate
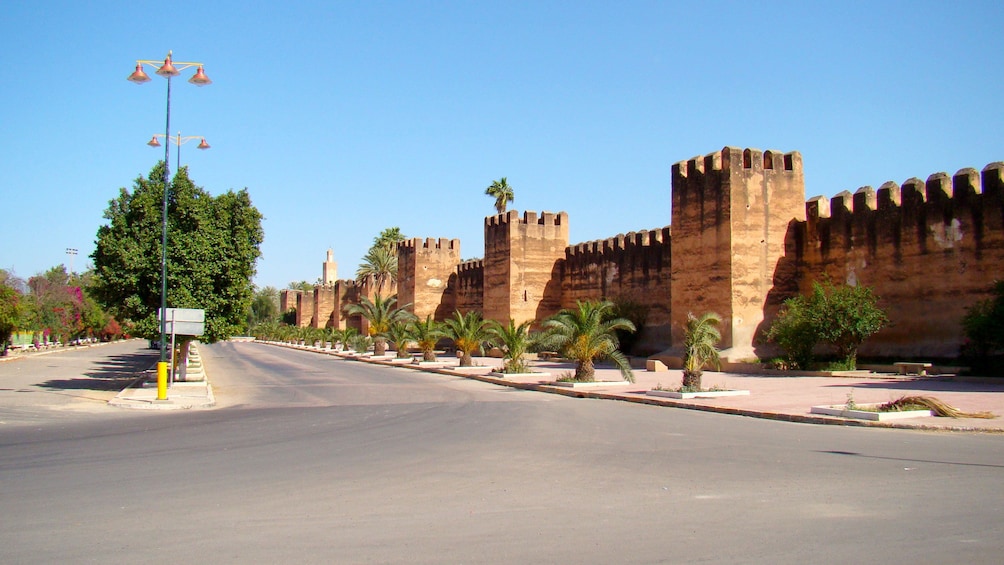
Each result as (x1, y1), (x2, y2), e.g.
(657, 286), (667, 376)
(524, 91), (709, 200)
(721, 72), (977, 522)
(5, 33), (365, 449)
(36, 351), (159, 392)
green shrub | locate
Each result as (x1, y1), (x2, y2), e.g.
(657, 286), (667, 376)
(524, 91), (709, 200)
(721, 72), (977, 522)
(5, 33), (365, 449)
(767, 280), (887, 370)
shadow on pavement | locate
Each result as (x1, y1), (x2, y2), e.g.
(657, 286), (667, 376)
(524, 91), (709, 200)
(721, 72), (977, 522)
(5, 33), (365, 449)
(823, 377), (1004, 394)
(36, 351), (159, 392)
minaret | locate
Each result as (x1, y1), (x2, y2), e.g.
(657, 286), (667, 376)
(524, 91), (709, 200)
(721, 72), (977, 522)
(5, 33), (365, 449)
(322, 249), (338, 286)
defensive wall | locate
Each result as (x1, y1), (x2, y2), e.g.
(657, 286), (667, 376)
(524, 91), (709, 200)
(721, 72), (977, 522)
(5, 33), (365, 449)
(561, 227), (672, 353)
(792, 162), (1004, 358)
(280, 146), (1004, 361)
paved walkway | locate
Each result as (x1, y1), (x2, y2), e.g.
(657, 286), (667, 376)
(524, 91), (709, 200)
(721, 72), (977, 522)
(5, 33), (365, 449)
(110, 340), (1004, 432)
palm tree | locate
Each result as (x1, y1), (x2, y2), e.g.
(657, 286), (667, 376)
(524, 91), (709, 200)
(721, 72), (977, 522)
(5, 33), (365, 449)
(355, 245), (398, 296)
(327, 327), (358, 351)
(408, 315), (445, 362)
(682, 312), (722, 390)
(487, 318), (537, 374)
(443, 310), (493, 367)
(343, 294), (414, 356)
(485, 177), (515, 215)
(385, 321), (414, 359)
(539, 300), (636, 383)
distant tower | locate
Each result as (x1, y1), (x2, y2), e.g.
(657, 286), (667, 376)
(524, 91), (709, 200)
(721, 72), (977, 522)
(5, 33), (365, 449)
(322, 249), (338, 286)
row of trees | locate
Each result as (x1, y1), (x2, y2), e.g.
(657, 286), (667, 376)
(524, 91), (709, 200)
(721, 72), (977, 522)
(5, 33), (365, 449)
(253, 297), (638, 383)
(0, 266), (125, 355)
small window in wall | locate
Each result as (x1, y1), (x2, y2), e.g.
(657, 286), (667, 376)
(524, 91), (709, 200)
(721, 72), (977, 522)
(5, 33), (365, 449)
(743, 148), (752, 169)
(763, 152), (774, 170)
(784, 154), (794, 171)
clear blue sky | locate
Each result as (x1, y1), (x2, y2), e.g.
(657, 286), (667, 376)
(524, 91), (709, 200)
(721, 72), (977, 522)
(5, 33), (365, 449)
(2, 1), (1002, 290)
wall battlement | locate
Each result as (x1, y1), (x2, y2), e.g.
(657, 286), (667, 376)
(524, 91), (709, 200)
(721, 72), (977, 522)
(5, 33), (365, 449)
(807, 163), (1004, 221)
(458, 259), (484, 273)
(567, 227), (671, 257)
(486, 210), (568, 228)
(805, 162), (1004, 258)
(674, 147), (802, 181)
(399, 237), (461, 250)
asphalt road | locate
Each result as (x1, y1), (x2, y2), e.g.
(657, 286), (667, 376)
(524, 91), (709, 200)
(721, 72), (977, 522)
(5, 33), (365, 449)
(2, 341), (1003, 563)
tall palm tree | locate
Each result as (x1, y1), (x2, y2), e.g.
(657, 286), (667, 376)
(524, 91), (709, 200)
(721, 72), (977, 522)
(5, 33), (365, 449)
(443, 310), (493, 367)
(408, 315), (445, 362)
(485, 177), (515, 215)
(355, 245), (398, 296)
(343, 294), (414, 356)
(539, 300), (636, 383)
(682, 312), (722, 390)
(487, 318), (537, 374)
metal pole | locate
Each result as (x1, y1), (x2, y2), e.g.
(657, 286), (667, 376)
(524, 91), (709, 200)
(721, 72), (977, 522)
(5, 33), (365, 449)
(176, 131), (181, 172)
(160, 73), (172, 364)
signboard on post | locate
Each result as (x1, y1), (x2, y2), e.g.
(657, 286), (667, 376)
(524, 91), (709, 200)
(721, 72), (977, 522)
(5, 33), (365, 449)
(159, 308), (205, 336)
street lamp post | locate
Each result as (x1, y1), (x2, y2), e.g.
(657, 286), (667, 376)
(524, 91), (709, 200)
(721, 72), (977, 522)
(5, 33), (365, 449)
(128, 52), (211, 398)
(147, 133), (211, 171)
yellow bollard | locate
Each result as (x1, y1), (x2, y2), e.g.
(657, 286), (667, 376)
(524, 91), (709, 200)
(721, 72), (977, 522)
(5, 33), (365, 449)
(157, 361), (168, 401)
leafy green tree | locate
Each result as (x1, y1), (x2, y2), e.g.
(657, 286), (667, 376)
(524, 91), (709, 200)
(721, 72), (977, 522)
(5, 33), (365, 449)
(765, 295), (816, 370)
(408, 315), (444, 362)
(248, 285), (280, 328)
(961, 280), (1004, 371)
(0, 284), (22, 355)
(443, 310), (493, 367)
(343, 294), (414, 356)
(539, 301), (636, 383)
(487, 318), (538, 374)
(767, 280), (887, 369)
(682, 312), (722, 390)
(91, 163), (264, 342)
(288, 281), (314, 292)
(485, 177), (514, 214)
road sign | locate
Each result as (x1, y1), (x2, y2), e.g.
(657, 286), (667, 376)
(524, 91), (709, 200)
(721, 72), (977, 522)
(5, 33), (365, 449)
(159, 308), (205, 336)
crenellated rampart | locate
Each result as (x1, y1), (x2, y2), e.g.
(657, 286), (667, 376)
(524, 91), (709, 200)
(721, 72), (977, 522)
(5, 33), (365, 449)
(454, 259), (484, 314)
(562, 227), (673, 353)
(283, 148), (1003, 363)
(796, 162), (1004, 357)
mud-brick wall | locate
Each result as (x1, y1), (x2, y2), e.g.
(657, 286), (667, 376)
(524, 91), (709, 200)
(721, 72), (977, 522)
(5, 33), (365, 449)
(483, 210), (569, 325)
(295, 291), (315, 328)
(398, 238), (461, 321)
(454, 260), (484, 316)
(279, 289), (300, 314)
(561, 227), (672, 354)
(313, 286), (336, 329)
(797, 163), (1004, 358)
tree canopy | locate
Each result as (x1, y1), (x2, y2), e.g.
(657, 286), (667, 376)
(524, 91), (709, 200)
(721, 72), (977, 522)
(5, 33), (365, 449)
(90, 163), (264, 342)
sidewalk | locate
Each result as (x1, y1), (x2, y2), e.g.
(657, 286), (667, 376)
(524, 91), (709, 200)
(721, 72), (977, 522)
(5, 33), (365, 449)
(267, 341), (1004, 432)
(109, 344), (215, 410)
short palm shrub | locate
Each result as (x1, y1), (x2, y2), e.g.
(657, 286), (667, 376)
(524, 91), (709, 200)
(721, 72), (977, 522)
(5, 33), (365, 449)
(385, 321), (413, 359)
(538, 300), (635, 383)
(343, 294), (414, 356)
(443, 310), (492, 367)
(348, 334), (372, 354)
(487, 318), (538, 374)
(408, 315), (445, 362)
(682, 312), (722, 390)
